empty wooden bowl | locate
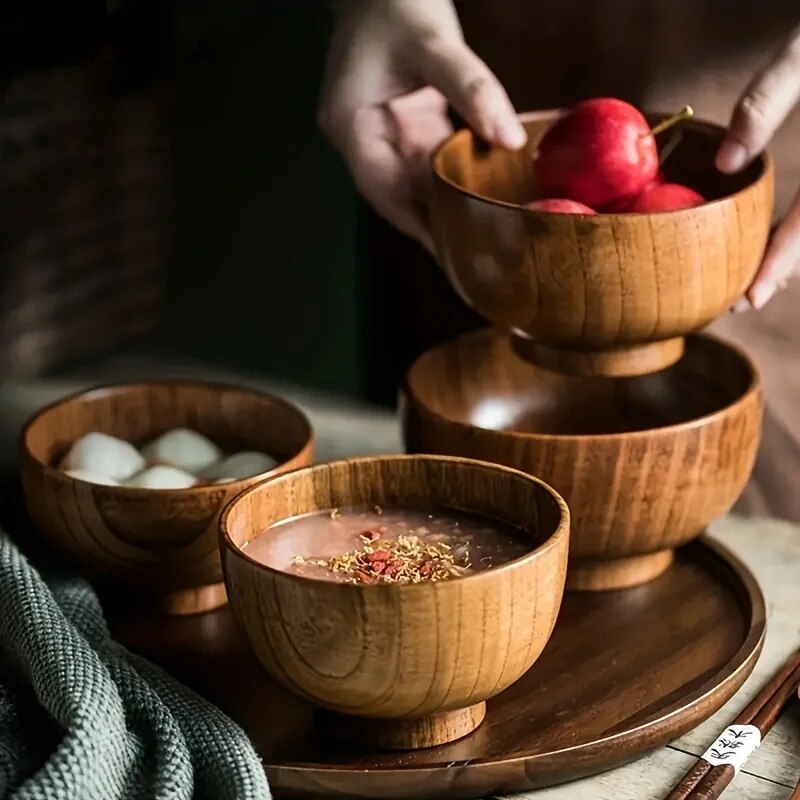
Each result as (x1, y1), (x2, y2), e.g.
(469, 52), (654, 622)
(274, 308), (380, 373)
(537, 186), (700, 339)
(431, 110), (774, 377)
(402, 330), (762, 591)
(19, 381), (313, 614)
(220, 455), (569, 750)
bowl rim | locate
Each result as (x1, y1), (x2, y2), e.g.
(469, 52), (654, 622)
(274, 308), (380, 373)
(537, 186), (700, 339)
(219, 454), (570, 590)
(404, 330), (762, 443)
(19, 379), (314, 496)
(431, 108), (773, 216)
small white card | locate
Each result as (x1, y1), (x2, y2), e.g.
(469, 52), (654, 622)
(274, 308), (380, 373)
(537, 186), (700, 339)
(700, 724), (761, 773)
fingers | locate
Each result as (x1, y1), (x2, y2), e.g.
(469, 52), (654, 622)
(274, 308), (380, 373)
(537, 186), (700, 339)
(411, 36), (526, 150)
(322, 90), (452, 252)
(722, 29), (800, 310)
(355, 148), (435, 252)
(342, 106), (436, 251)
(717, 29), (800, 173)
(745, 188), (800, 308)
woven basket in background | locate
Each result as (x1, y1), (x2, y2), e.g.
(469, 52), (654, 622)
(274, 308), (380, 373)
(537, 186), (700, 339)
(0, 61), (170, 379)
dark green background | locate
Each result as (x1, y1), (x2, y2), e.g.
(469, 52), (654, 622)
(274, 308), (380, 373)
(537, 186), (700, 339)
(160, 1), (366, 397)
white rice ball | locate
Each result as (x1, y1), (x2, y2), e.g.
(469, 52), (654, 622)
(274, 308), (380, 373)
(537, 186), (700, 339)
(64, 470), (120, 486)
(124, 466), (197, 489)
(61, 432), (146, 482)
(202, 451), (278, 481)
(140, 428), (222, 473)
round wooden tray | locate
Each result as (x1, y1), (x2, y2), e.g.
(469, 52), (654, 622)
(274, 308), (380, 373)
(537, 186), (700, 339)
(111, 537), (765, 799)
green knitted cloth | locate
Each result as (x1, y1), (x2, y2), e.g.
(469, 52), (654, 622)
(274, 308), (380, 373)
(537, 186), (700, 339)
(0, 525), (270, 800)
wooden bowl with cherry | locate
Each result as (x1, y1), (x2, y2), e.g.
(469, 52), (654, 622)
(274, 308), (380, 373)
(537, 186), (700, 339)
(401, 330), (762, 591)
(19, 381), (313, 614)
(430, 101), (774, 377)
(220, 455), (569, 750)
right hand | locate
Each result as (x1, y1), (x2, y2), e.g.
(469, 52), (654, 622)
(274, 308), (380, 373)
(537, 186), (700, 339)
(317, 0), (525, 252)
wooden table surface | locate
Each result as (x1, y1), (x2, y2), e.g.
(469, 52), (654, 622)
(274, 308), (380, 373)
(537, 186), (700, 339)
(1, 365), (799, 799)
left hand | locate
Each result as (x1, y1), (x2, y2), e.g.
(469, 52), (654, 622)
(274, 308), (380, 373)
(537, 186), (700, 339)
(717, 27), (800, 310)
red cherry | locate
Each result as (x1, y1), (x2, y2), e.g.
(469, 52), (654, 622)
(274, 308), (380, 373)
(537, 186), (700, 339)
(525, 198), (597, 215)
(627, 183), (705, 212)
(601, 169), (668, 212)
(533, 98), (659, 208)
(601, 196), (635, 213)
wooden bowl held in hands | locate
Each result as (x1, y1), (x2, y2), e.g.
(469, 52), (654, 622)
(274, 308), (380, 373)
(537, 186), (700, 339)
(220, 455), (569, 750)
(19, 382), (313, 614)
(402, 330), (762, 591)
(431, 110), (774, 377)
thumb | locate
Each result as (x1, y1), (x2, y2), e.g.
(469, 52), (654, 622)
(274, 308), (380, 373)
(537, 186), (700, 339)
(412, 37), (526, 150)
(717, 32), (800, 173)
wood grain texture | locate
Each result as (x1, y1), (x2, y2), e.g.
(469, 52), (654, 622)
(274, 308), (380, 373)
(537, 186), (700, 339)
(220, 455), (569, 749)
(665, 648), (800, 799)
(687, 656), (800, 800)
(7, 374), (794, 796)
(431, 110), (774, 377)
(18, 381), (313, 614)
(318, 702), (488, 751)
(115, 536), (764, 797)
(402, 329), (763, 590)
(506, 748), (792, 800)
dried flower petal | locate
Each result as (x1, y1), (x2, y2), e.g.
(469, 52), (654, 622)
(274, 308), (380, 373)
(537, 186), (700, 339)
(291, 525), (474, 585)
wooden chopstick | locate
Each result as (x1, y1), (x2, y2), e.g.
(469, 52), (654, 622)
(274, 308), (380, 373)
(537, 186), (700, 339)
(687, 660), (800, 799)
(790, 688), (800, 800)
(664, 648), (800, 800)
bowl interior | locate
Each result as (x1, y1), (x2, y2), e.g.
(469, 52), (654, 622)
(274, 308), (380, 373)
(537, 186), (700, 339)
(23, 381), (312, 475)
(223, 456), (566, 561)
(433, 110), (765, 208)
(407, 331), (756, 436)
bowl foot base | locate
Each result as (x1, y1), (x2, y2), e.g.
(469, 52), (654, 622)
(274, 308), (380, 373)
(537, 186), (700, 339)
(98, 580), (228, 616)
(147, 582), (228, 615)
(567, 550), (675, 591)
(318, 702), (487, 751)
(511, 336), (685, 377)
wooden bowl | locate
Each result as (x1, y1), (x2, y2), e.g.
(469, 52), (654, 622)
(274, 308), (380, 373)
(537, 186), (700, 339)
(220, 455), (569, 750)
(431, 110), (774, 377)
(19, 381), (313, 614)
(402, 330), (762, 591)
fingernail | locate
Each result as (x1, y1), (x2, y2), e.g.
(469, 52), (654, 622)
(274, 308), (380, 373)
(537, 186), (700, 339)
(749, 283), (775, 310)
(731, 298), (751, 313)
(493, 117), (527, 150)
(716, 140), (748, 173)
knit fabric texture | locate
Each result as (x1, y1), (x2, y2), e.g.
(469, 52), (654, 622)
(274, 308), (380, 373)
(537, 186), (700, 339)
(0, 525), (270, 800)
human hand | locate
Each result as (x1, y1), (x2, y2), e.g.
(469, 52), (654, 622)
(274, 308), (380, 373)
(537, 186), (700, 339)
(717, 27), (800, 310)
(317, 0), (525, 252)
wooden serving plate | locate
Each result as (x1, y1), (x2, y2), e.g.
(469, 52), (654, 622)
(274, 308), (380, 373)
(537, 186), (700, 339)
(111, 537), (765, 799)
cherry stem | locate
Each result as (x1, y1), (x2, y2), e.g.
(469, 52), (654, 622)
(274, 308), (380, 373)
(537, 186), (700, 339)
(649, 105), (694, 138)
(659, 130), (683, 166)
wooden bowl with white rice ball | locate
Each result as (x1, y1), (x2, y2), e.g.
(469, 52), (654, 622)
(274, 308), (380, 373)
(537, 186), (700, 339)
(19, 382), (313, 614)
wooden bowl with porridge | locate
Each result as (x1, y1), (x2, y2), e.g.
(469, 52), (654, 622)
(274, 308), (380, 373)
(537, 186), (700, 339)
(220, 454), (569, 750)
